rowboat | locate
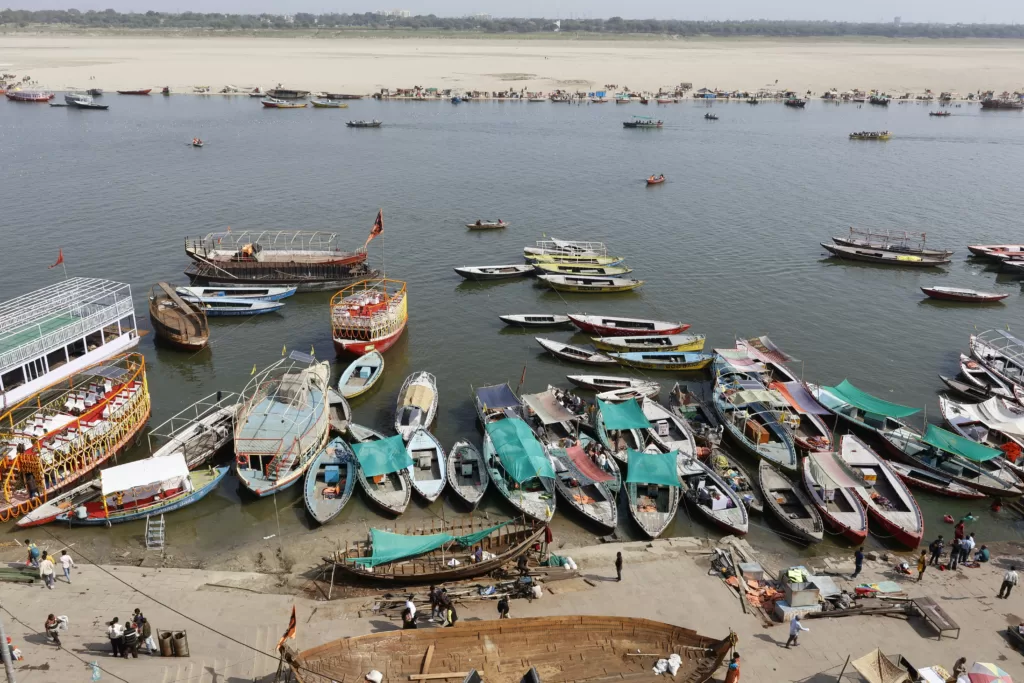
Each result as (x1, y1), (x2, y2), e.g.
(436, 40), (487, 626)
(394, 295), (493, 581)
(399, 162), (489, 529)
(612, 351), (714, 371)
(337, 350), (384, 399)
(539, 274), (643, 293)
(176, 285), (297, 302)
(192, 140), (204, 148)
(595, 334), (705, 353)
(711, 364), (798, 473)
(328, 390), (351, 434)
(595, 397), (650, 464)
(16, 480), (101, 529)
(800, 452), (869, 543)
(466, 220), (508, 230)
(567, 374), (660, 393)
(646, 175), (666, 185)
(116, 89), (152, 95)
(147, 391), (239, 469)
(446, 440), (489, 509)
(320, 517), (545, 585)
(303, 438), (356, 525)
(967, 244), (1024, 260)
(678, 452), (749, 535)
(759, 461), (824, 544)
(405, 428), (447, 502)
(821, 242), (951, 266)
(483, 419), (556, 523)
(596, 383), (661, 402)
(149, 283), (209, 351)
(625, 447), (680, 538)
(181, 296), (284, 316)
(569, 314), (687, 336)
(886, 461), (985, 500)
(346, 120), (382, 127)
(939, 374), (999, 403)
(350, 430), (413, 516)
(499, 313), (572, 328)
(849, 131), (892, 140)
(57, 455), (227, 525)
(959, 353), (1015, 400)
(262, 98), (307, 108)
(832, 228), (953, 257)
(534, 263), (633, 276)
(311, 100), (348, 108)
(526, 254), (625, 266)
(289, 616), (734, 683)
(524, 238), (607, 257)
(234, 355), (331, 497)
(536, 338), (616, 365)
(454, 264), (534, 281)
(395, 371), (438, 440)
(969, 331), (1024, 396)
(921, 286), (1008, 303)
(835, 435), (924, 547)
(548, 444), (618, 531)
(641, 398), (696, 455)
(939, 394), (1024, 479)
(330, 279), (407, 356)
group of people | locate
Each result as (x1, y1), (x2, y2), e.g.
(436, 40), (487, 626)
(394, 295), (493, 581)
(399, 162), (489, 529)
(106, 609), (154, 658)
(25, 541), (75, 589)
(923, 518), (990, 577)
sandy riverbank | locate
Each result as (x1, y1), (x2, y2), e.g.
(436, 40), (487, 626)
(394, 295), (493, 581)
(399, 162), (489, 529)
(2, 34), (1024, 95)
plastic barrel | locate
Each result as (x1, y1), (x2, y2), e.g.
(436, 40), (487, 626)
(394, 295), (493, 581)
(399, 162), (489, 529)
(159, 631), (173, 657)
(172, 631), (189, 657)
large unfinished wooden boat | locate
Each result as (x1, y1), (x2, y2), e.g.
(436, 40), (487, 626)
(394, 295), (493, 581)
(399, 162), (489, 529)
(289, 616), (735, 683)
(149, 282), (209, 351)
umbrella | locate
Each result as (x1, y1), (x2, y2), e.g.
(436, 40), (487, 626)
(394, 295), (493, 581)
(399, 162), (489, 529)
(969, 662), (1013, 683)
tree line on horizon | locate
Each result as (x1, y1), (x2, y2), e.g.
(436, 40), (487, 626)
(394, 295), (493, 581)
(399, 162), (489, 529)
(2, 9), (1023, 38)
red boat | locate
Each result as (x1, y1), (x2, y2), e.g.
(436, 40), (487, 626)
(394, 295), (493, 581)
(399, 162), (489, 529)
(117, 89), (152, 95)
(647, 175), (666, 185)
(800, 453), (869, 544)
(5, 90), (54, 102)
(568, 314), (688, 337)
(920, 286), (1008, 303)
(331, 279), (407, 356)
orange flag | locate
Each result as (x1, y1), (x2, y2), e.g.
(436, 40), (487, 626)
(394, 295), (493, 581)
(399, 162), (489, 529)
(276, 605), (297, 651)
(48, 249), (64, 269)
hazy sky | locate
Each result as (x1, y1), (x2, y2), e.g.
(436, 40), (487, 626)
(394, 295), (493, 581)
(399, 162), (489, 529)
(12, 0), (1024, 23)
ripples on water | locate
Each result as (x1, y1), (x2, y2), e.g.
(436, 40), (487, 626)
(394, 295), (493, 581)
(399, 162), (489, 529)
(2, 96), (1023, 557)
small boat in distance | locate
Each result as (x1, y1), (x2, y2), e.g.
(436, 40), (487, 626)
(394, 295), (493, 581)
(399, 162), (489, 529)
(265, 88), (310, 99)
(929, 111), (952, 117)
(261, 97), (307, 108)
(704, 113), (719, 120)
(191, 138), (204, 147)
(967, 244), (1024, 260)
(784, 98), (807, 108)
(499, 314), (572, 328)
(454, 264), (534, 281)
(849, 131), (892, 140)
(311, 99), (349, 108)
(466, 220), (508, 230)
(176, 285), (297, 301)
(116, 89), (152, 95)
(347, 120), (383, 128)
(536, 338), (617, 366)
(623, 116), (663, 129)
(647, 174), (666, 185)
(64, 93), (108, 110)
(533, 263), (632, 276)
(921, 286), (1008, 303)
(5, 90), (54, 102)
(596, 383), (661, 402)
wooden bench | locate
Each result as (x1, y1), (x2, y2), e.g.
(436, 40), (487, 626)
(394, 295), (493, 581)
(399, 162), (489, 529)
(913, 597), (960, 639)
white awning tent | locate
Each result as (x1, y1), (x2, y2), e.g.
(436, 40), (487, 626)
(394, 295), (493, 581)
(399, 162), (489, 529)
(101, 453), (189, 496)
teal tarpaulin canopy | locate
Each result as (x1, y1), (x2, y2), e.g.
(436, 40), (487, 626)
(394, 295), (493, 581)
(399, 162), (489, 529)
(349, 521), (512, 567)
(625, 448), (680, 487)
(822, 380), (920, 419)
(922, 424), (1000, 463)
(486, 418), (555, 483)
(598, 398), (652, 430)
(352, 435), (414, 478)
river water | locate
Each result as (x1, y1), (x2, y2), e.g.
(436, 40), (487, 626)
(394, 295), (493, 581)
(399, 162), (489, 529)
(3, 94), (1023, 564)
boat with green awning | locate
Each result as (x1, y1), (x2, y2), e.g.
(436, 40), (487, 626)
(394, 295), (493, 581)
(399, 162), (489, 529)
(352, 433), (414, 516)
(595, 397), (651, 465)
(483, 418), (556, 522)
(624, 447), (680, 538)
(711, 362), (797, 473)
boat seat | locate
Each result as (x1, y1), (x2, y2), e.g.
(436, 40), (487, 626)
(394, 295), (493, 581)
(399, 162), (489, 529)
(462, 463), (475, 477)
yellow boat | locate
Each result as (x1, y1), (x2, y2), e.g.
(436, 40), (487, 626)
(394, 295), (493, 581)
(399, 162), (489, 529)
(594, 333), (706, 353)
(526, 253), (625, 266)
(534, 262), (633, 276)
(849, 131), (892, 140)
(539, 274), (643, 293)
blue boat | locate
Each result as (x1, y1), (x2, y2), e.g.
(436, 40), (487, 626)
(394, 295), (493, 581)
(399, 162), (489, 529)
(303, 437), (356, 525)
(180, 296), (284, 316)
(176, 285), (297, 302)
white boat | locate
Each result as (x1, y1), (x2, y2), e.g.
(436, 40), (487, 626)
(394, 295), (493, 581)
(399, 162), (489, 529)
(641, 398), (697, 456)
(677, 453), (749, 535)
(536, 338), (616, 365)
(405, 428), (447, 502)
(567, 375), (660, 394)
(447, 440), (489, 509)
(524, 239), (608, 258)
(175, 285), (297, 302)
(499, 314), (572, 328)
(596, 383), (661, 402)
(181, 296), (284, 316)
(337, 351), (384, 399)
(147, 391), (239, 468)
(454, 265), (534, 281)
(395, 371), (438, 440)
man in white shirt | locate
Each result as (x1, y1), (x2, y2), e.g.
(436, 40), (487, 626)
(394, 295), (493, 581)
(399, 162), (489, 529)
(107, 618), (125, 657)
(59, 550), (75, 584)
(999, 565), (1019, 599)
(38, 555), (56, 590)
(962, 534), (976, 564)
(784, 614), (809, 648)
(404, 596), (416, 620)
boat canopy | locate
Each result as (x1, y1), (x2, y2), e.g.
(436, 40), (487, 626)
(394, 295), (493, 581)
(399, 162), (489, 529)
(807, 452), (864, 490)
(822, 380), (920, 419)
(349, 522), (512, 568)
(476, 384), (521, 410)
(963, 397), (1024, 436)
(352, 435), (414, 477)
(744, 336), (798, 363)
(523, 389), (578, 425)
(774, 381), (832, 416)
(598, 398), (652, 430)
(715, 349), (768, 374)
(486, 418), (555, 482)
(922, 424), (1000, 463)
(566, 444), (614, 483)
(625, 449), (680, 487)
(101, 453), (189, 496)
(726, 389), (788, 409)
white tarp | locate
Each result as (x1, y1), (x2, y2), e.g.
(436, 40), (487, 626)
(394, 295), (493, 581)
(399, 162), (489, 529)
(970, 397), (1024, 436)
(101, 452), (189, 496)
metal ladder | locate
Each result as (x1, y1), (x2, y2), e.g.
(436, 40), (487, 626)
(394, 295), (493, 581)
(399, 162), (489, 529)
(146, 514), (166, 550)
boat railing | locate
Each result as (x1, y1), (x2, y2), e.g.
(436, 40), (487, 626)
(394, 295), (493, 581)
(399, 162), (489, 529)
(973, 330), (1024, 372)
(147, 391), (239, 455)
(845, 226), (929, 248)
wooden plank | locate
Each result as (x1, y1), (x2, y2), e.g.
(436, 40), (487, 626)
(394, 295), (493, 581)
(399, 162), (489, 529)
(420, 645), (435, 675)
(408, 673), (470, 680)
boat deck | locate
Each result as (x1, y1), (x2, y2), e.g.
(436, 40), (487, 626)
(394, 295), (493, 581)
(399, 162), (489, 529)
(0, 313), (77, 355)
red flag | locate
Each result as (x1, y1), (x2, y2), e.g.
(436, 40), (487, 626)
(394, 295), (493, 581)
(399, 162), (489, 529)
(276, 605), (297, 651)
(364, 209), (383, 248)
(48, 249), (64, 269)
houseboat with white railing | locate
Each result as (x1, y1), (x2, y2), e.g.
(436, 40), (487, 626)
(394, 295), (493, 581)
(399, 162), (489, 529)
(331, 279), (408, 356)
(0, 278), (139, 410)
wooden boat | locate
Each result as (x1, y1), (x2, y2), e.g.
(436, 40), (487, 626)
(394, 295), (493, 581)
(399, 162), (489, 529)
(192, 140), (204, 148)
(266, 88), (310, 99)
(539, 274), (644, 293)
(625, 448), (681, 538)
(0, 353), (150, 522)
(176, 285), (297, 302)
(712, 364), (798, 473)
(234, 356), (331, 497)
(567, 374), (660, 393)
(331, 279), (408, 356)
(832, 228), (953, 257)
(549, 445), (618, 531)
(939, 394), (1024, 479)
(784, 98), (807, 108)
(454, 264), (534, 281)
(930, 111), (952, 116)
(967, 244), (1024, 260)
(656, 97), (677, 103)
(887, 461), (985, 499)
(58, 456), (227, 526)
(800, 452), (869, 543)
(835, 435), (924, 547)
(569, 314), (687, 336)
(446, 440), (489, 508)
(311, 100), (348, 108)
(303, 437), (356, 525)
(759, 461), (824, 544)
(262, 98), (307, 108)
(483, 422), (556, 523)
(623, 116), (663, 128)
(612, 351), (714, 371)
(969, 331), (1024, 395)
(149, 282), (209, 351)
(534, 263), (633, 276)
(181, 296), (284, 316)
(524, 238), (608, 258)
(64, 93), (108, 110)
(821, 242), (951, 266)
(320, 517), (546, 586)
(641, 398), (696, 455)
(959, 353), (1015, 400)
(596, 383), (661, 402)
(336, 350), (384, 399)
(346, 120), (382, 128)
(499, 313), (572, 328)
(595, 333), (705, 353)
(289, 615), (733, 683)
(678, 452), (749, 535)
(536, 338), (616, 366)
(921, 286), (1008, 303)
(405, 428), (447, 501)
(328, 390), (351, 434)
(939, 374), (999, 403)
(595, 398), (649, 465)
(849, 131), (892, 140)
(350, 428), (413, 516)
(466, 220), (508, 230)
(704, 113), (718, 120)
(526, 253), (625, 266)
(395, 371), (438, 441)
(315, 92), (363, 100)
(16, 480), (101, 529)
(646, 175), (666, 185)
(116, 89), (152, 95)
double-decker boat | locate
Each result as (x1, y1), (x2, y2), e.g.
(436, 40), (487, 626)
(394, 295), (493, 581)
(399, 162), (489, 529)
(5, 90), (54, 102)
(0, 353), (150, 522)
(331, 279), (408, 356)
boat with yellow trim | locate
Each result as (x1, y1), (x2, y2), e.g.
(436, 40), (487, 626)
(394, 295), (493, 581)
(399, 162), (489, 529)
(849, 130), (892, 140)
(526, 253), (625, 266)
(534, 262), (633, 276)
(538, 274), (644, 293)
(594, 334), (706, 353)
(611, 351), (714, 371)
(331, 279), (408, 356)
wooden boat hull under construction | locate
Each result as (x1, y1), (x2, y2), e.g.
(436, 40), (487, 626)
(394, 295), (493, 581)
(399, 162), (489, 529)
(289, 616), (735, 683)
